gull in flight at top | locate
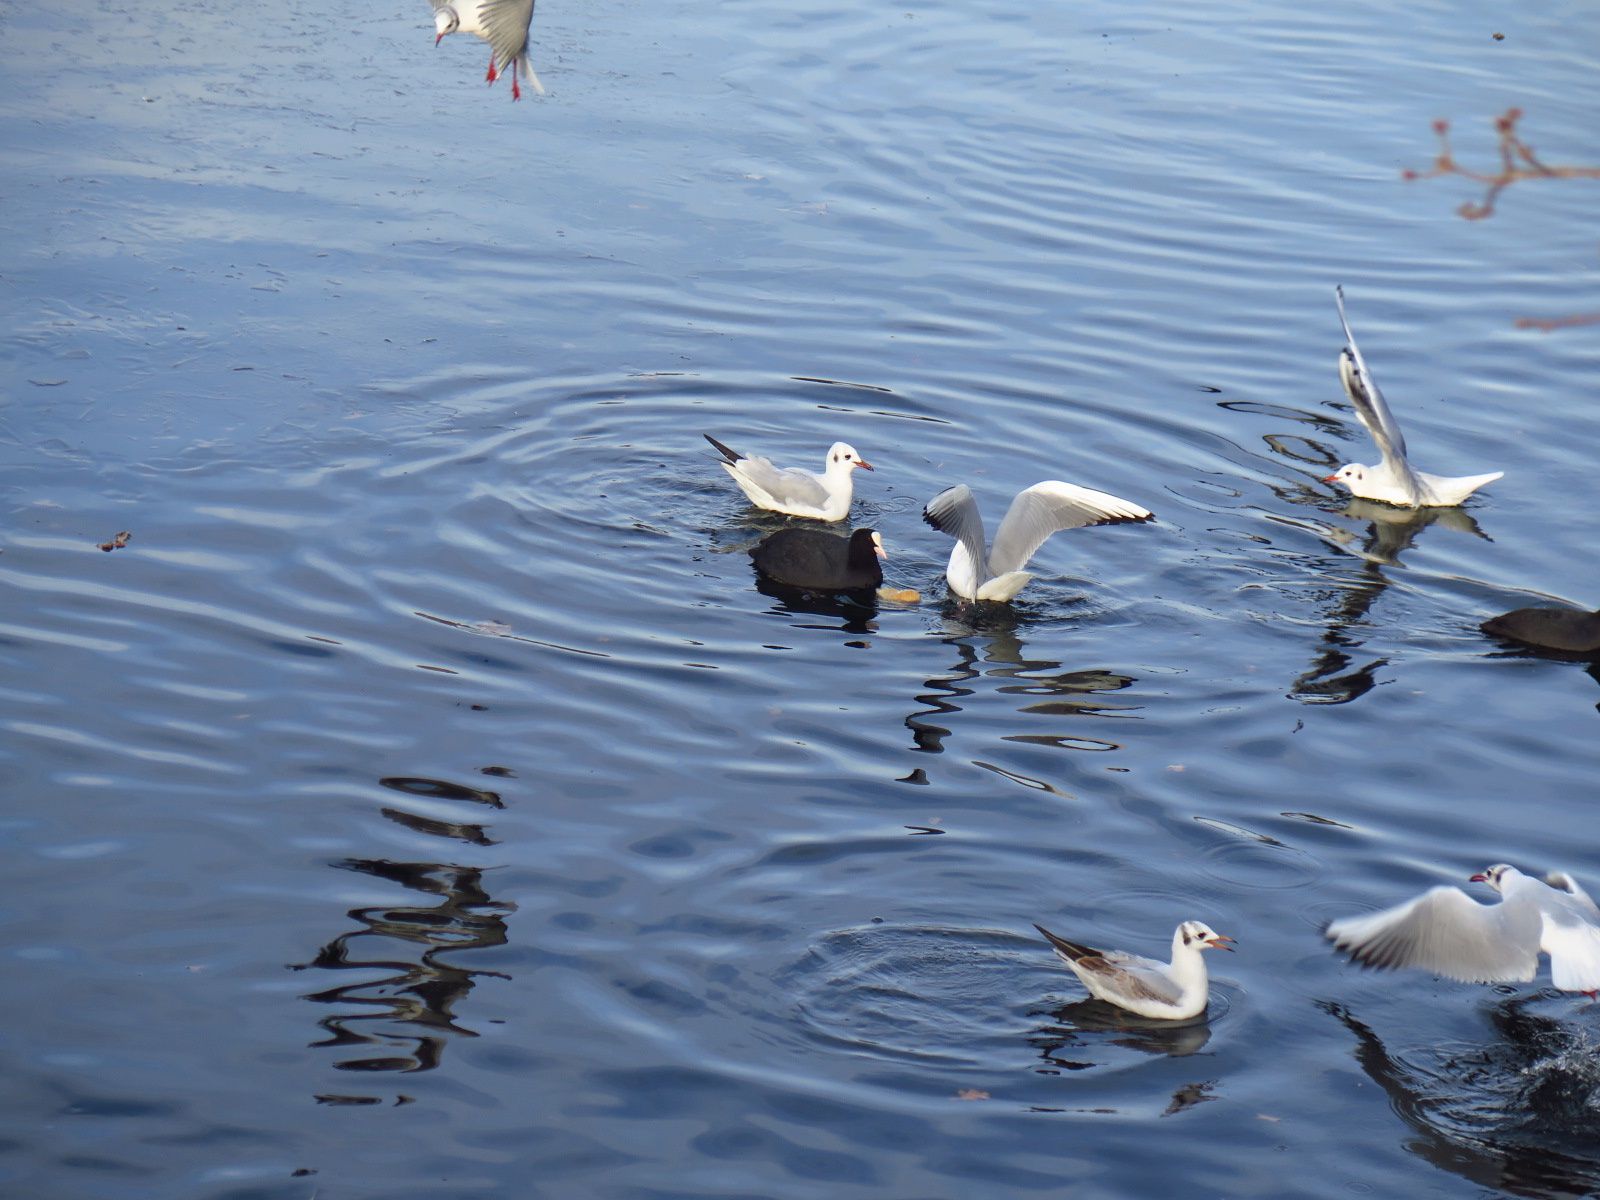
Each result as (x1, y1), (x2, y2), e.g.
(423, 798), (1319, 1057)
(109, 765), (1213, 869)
(1323, 286), (1502, 507)
(431, 0), (544, 100)
(704, 434), (873, 522)
(1035, 921), (1235, 1020)
(1325, 864), (1600, 995)
(922, 479), (1153, 603)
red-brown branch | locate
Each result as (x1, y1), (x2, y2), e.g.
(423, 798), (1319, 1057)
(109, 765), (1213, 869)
(1403, 108), (1600, 220)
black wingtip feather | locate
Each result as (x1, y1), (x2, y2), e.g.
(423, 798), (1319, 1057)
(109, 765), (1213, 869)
(703, 434), (742, 464)
(1033, 923), (1099, 962)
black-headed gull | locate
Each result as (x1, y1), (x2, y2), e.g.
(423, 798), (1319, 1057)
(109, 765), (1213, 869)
(1482, 605), (1600, 656)
(749, 527), (885, 591)
(704, 434), (873, 522)
(1035, 921), (1234, 1020)
(431, 0), (544, 100)
(1325, 864), (1600, 994)
(922, 481), (1153, 602)
(1323, 287), (1502, 507)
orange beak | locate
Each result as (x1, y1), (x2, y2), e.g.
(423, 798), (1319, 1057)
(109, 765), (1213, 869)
(1469, 873), (1487, 883)
(1322, 474), (1339, 484)
(855, 459), (874, 471)
(1207, 935), (1236, 951)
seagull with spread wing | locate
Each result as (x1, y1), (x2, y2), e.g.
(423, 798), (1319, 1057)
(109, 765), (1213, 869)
(431, 0), (544, 100)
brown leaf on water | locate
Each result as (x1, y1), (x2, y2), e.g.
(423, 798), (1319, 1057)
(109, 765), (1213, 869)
(97, 531), (132, 552)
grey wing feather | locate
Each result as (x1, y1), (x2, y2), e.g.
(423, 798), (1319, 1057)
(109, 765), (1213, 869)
(738, 458), (830, 508)
(428, 0), (453, 9)
(1334, 286), (1410, 465)
(987, 481), (1153, 577)
(1085, 950), (1184, 1005)
(922, 485), (989, 579)
(1544, 872), (1600, 919)
(1325, 885), (1542, 983)
(477, 0), (535, 62)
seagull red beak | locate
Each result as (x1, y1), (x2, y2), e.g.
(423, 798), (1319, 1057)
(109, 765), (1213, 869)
(1207, 935), (1236, 951)
(856, 459), (874, 471)
(1469, 872), (1487, 882)
(435, 32), (446, 46)
(1322, 474), (1338, 484)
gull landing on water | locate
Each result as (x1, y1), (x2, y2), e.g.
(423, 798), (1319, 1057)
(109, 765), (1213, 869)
(431, 0), (544, 99)
(922, 481), (1153, 602)
(1325, 864), (1600, 995)
(704, 434), (873, 522)
(1035, 921), (1234, 1020)
(1324, 286), (1502, 508)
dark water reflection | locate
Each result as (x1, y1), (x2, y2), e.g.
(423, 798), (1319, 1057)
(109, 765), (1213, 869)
(1326, 998), (1600, 1198)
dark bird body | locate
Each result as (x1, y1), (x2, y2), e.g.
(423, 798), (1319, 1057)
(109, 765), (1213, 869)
(749, 527), (884, 591)
(1482, 606), (1600, 656)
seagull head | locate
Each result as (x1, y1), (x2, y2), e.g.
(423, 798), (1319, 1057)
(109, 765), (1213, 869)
(827, 442), (873, 474)
(434, 6), (460, 43)
(1469, 863), (1516, 892)
(1178, 921), (1235, 952)
(1323, 463), (1364, 489)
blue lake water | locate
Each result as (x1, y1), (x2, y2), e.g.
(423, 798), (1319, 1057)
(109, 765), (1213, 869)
(3, 1), (1599, 1197)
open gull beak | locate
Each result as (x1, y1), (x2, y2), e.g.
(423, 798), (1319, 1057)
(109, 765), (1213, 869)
(1207, 935), (1236, 951)
(1469, 873), (1487, 883)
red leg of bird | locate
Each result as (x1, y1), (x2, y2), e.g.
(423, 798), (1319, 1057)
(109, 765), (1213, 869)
(511, 59), (522, 101)
(485, 52), (498, 83)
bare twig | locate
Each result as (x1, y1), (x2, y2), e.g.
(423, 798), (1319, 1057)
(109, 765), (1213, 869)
(1404, 108), (1600, 220)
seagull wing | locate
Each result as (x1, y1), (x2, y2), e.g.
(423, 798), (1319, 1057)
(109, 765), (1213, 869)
(476, 0), (535, 61)
(923, 485), (990, 582)
(986, 481), (1153, 577)
(1544, 871), (1600, 919)
(1325, 884), (1543, 983)
(734, 458), (830, 509)
(1540, 909), (1600, 991)
(1079, 949), (1185, 1007)
(1334, 286), (1412, 468)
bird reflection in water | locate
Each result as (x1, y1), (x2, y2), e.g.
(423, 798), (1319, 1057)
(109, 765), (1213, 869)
(906, 613), (1139, 758)
(1322, 997), (1600, 1198)
(753, 574), (879, 636)
(293, 776), (515, 1092)
(1029, 1000), (1215, 1117)
(1290, 501), (1490, 705)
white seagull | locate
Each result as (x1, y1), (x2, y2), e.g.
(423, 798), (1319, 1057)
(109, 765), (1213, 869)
(431, 0), (544, 100)
(1325, 864), (1600, 994)
(704, 434), (873, 522)
(1035, 921), (1235, 1020)
(922, 481), (1153, 602)
(1323, 286), (1502, 507)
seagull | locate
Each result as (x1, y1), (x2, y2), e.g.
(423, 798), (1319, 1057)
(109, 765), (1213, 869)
(431, 0), (544, 100)
(704, 434), (873, 522)
(749, 527), (885, 591)
(1323, 286), (1502, 507)
(922, 481), (1153, 602)
(1325, 864), (1600, 994)
(1482, 605), (1600, 656)
(1035, 921), (1234, 1020)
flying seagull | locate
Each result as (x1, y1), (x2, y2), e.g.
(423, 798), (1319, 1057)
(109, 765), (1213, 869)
(1325, 864), (1600, 994)
(1323, 286), (1502, 507)
(431, 0), (544, 100)
(922, 480), (1153, 602)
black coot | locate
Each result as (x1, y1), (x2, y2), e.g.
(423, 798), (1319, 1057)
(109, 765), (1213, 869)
(1481, 606), (1600, 656)
(749, 527), (885, 591)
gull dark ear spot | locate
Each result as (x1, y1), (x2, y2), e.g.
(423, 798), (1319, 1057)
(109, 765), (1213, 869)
(1182, 930), (1192, 946)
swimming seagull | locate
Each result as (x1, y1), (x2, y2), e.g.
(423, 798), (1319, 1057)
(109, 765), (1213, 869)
(922, 481), (1153, 602)
(704, 434), (873, 522)
(1323, 286), (1502, 507)
(1035, 921), (1234, 1020)
(431, 0), (544, 100)
(1325, 864), (1600, 994)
